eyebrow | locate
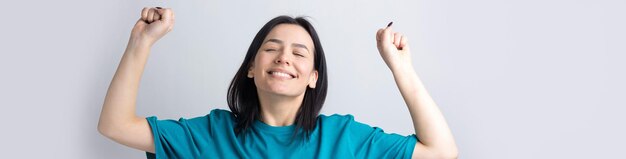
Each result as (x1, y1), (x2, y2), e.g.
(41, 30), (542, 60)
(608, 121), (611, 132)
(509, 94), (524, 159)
(265, 39), (310, 53)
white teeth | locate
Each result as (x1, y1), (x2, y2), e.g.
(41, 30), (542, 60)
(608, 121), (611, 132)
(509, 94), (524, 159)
(270, 71), (294, 78)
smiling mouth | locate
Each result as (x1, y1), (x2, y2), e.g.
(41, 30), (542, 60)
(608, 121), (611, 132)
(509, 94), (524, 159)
(267, 71), (296, 78)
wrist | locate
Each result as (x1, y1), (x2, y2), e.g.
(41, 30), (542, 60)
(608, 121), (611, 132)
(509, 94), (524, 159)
(390, 63), (415, 74)
(126, 37), (153, 51)
(124, 37), (152, 58)
(128, 33), (155, 47)
(390, 63), (419, 80)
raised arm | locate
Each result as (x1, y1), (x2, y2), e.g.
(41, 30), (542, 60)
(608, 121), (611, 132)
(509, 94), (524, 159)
(375, 24), (458, 159)
(97, 7), (175, 153)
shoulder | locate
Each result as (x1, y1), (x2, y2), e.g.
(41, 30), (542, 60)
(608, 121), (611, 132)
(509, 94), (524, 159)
(319, 113), (355, 120)
(318, 113), (357, 127)
(170, 109), (236, 135)
(318, 113), (380, 132)
(209, 109), (235, 118)
(165, 109), (233, 126)
(206, 109), (236, 123)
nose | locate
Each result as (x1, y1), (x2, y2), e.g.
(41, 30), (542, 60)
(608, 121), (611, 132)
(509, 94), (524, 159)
(274, 51), (291, 65)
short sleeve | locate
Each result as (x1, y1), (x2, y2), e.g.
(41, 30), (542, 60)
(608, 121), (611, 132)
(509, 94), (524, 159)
(145, 116), (210, 159)
(347, 116), (418, 159)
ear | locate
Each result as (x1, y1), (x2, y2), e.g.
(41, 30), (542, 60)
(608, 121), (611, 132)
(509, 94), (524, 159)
(308, 70), (318, 88)
(247, 64), (254, 78)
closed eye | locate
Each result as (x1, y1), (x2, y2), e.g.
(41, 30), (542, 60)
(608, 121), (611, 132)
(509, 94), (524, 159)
(294, 52), (305, 57)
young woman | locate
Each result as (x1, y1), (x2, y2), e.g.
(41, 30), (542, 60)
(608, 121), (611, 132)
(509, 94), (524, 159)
(98, 7), (458, 159)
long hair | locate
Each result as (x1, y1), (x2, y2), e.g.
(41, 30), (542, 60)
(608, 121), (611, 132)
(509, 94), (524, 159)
(227, 16), (328, 139)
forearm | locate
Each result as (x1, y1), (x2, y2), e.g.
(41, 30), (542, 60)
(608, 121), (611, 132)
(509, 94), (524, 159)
(391, 66), (457, 153)
(98, 39), (152, 134)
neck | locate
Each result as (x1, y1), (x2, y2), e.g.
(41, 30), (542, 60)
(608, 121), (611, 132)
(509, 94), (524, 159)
(257, 92), (304, 127)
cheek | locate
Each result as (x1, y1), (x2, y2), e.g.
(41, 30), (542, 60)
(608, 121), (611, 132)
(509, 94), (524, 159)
(296, 62), (315, 78)
(253, 54), (270, 74)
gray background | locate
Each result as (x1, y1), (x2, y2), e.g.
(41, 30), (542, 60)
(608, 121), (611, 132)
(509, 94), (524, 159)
(0, 0), (624, 158)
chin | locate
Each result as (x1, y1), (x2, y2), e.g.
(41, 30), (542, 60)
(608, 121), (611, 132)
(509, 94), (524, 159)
(262, 87), (303, 97)
(268, 89), (299, 97)
(255, 80), (306, 97)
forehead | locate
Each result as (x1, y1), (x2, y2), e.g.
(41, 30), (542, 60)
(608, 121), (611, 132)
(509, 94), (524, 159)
(263, 24), (314, 51)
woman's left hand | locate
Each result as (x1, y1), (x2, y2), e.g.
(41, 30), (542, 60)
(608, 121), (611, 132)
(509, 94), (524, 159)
(376, 24), (413, 72)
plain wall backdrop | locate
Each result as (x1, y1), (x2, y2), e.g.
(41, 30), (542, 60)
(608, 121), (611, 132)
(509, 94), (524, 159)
(0, 0), (624, 158)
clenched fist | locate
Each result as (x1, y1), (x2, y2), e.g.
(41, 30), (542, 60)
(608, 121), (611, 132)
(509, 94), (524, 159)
(130, 7), (175, 46)
(376, 23), (412, 72)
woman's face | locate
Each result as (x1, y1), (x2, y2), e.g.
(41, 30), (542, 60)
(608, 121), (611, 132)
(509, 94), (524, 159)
(248, 24), (318, 97)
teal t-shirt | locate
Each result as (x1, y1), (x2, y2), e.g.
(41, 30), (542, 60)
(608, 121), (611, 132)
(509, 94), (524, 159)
(146, 109), (418, 158)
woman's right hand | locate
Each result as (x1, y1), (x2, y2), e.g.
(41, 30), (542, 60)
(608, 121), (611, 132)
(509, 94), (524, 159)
(130, 7), (175, 46)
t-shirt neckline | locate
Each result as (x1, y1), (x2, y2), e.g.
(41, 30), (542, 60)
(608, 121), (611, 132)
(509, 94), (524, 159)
(253, 119), (296, 134)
